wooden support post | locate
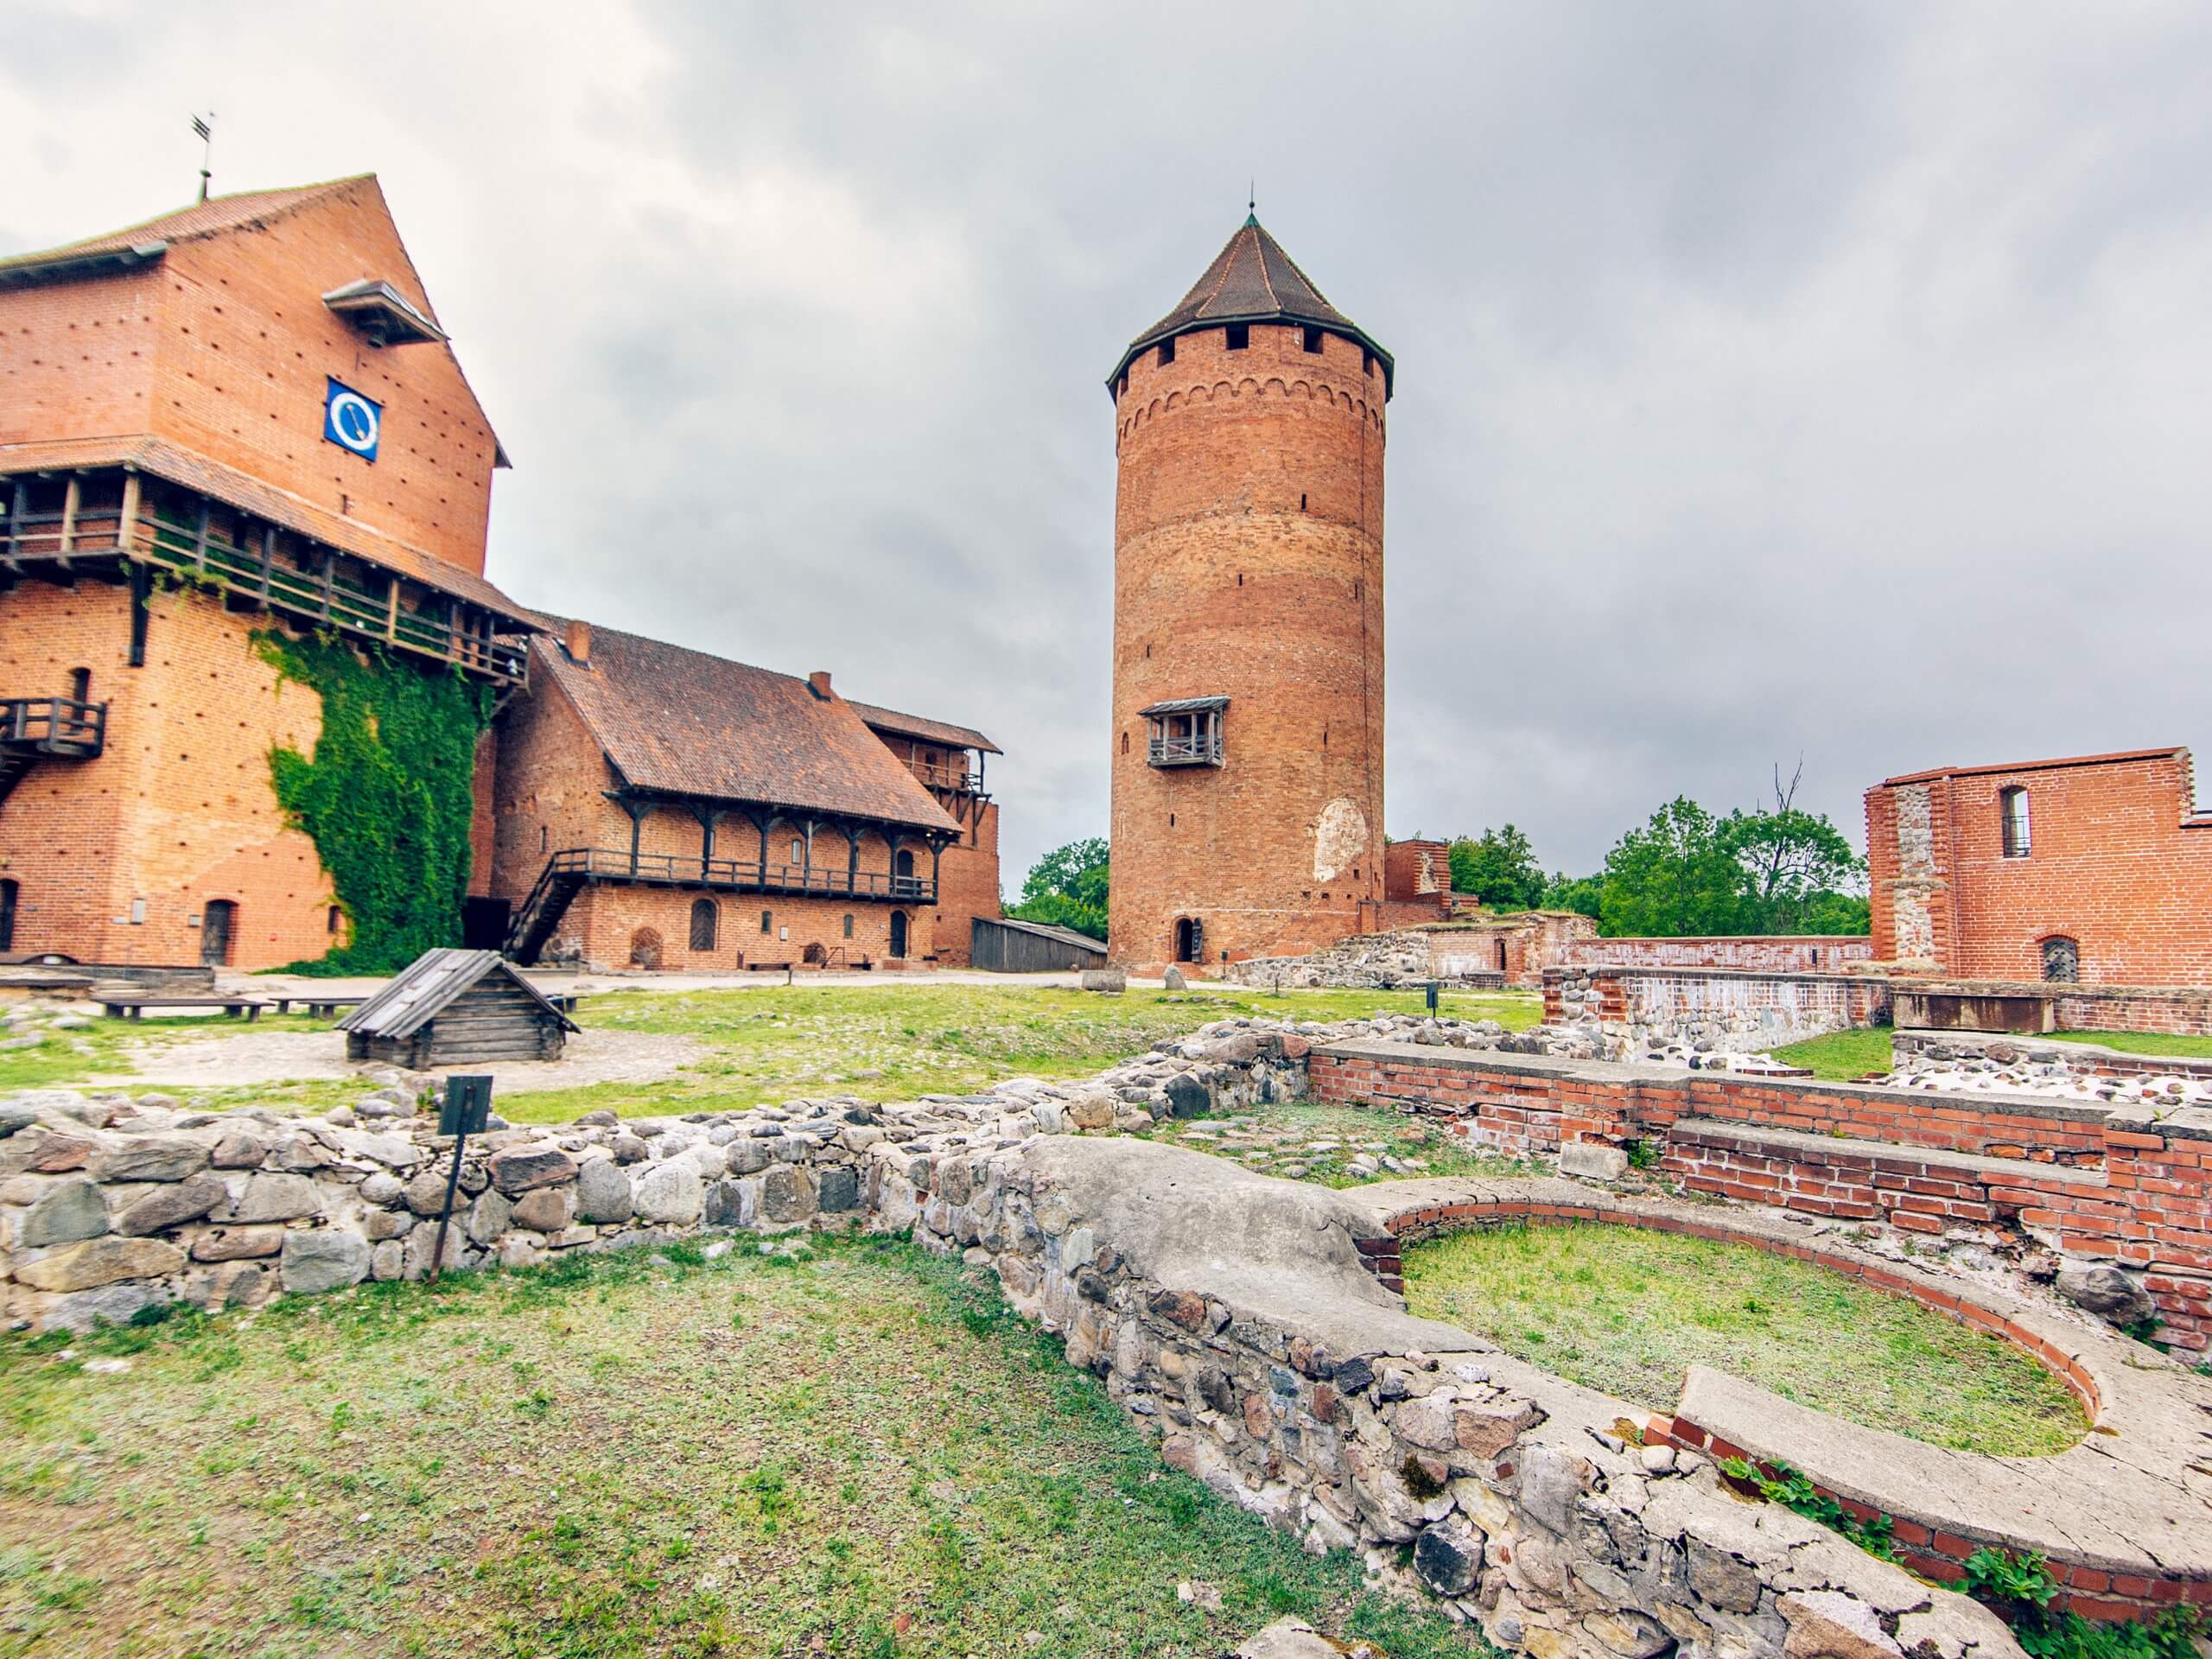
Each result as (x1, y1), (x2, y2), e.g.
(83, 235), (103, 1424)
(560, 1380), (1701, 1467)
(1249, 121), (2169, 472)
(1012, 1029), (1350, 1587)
(847, 823), (860, 895)
(386, 575), (400, 643)
(57, 474), (80, 562)
(802, 819), (816, 889)
(193, 499), (212, 575)
(259, 528), (276, 606)
(128, 562), (151, 668)
(692, 804), (717, 881)
(117, 471), (141, 556)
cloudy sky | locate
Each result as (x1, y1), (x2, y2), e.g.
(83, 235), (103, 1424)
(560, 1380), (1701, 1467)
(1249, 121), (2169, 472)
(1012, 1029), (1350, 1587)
(8, 2), (2210, 892)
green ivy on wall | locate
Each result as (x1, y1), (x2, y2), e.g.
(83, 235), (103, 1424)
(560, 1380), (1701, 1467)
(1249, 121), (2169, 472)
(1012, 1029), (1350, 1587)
(257, 629), (493, 976)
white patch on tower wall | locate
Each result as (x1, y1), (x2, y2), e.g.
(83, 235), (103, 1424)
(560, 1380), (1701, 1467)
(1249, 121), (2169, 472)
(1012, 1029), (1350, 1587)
(1893, 784), (1938, 963)
(1312, 798), (1368, 884)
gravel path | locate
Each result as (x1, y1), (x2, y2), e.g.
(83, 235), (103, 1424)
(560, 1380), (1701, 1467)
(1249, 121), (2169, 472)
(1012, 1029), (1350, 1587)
(85, 1026), (705, 1091)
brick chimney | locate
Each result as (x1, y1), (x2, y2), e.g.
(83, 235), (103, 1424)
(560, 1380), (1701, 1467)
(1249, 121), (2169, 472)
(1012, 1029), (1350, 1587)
(808, 670), (835, 701)
(563, 619), (591, 665)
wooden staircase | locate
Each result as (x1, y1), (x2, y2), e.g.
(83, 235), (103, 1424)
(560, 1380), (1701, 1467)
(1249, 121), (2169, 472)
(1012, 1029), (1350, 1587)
(504, 854), (589, 965)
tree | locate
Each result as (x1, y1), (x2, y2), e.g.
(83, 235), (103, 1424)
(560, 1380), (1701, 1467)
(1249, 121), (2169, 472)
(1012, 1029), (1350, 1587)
(1598, 797), (1748, 937)
(1720, 761), (1867, 935)
(1449, 824), (1545, 908)
(1540, 871), (1603, 920)
(1005, 836), (1109, 940)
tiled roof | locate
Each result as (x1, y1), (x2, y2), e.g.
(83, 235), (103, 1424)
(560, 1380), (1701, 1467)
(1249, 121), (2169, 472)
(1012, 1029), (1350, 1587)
(0, 435), (537, 626)
(846, 699), (1001, 755)
(1109, 216), (1395, 395)
(536, 622), (962, 833)
(1880, 748), (2189, 787)
(0, 177), (370, 273)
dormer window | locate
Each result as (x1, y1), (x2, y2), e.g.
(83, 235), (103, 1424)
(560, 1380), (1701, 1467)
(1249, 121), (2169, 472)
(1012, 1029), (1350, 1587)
(2000, 786), (2031, 858)
(1141, 696), (1227, 767)
(321, 278), (447, 347)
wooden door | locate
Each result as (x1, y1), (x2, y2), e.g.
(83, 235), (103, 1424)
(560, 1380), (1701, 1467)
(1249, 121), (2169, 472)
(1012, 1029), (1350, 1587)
(200, 900), (235, 966)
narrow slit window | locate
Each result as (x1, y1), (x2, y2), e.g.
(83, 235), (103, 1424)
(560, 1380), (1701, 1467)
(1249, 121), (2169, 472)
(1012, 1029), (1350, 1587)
(1302, 325), (1324, 354)
(1158, 339), (1175, 367)
(1224, 323), (1249, 351)
(2000, 787), (2031, 858)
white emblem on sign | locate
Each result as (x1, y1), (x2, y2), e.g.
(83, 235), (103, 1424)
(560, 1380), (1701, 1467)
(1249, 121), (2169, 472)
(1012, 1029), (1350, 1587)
(327, 389), (380, 455)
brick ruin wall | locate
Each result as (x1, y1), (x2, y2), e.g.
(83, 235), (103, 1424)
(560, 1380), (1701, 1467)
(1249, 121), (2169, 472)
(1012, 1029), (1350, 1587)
(1867, 755), (2212, 987)
(1309, 1041), (2212, 1354)
(1560, 937), (1877, 973)
(1543, 968), (1892, 1059)
(1107, 321), (1388, 970)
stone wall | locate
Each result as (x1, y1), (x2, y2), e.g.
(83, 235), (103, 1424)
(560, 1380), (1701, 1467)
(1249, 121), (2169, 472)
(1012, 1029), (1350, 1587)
(1225, 931), (1503, 991)
(1560, 937), (1876, 974)
(1542, 968), (1891, 1061)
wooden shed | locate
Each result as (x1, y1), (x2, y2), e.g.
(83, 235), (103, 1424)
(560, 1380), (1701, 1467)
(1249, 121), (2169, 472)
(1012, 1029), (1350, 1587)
(971, 916), (1109, 974)
(338, 949), (577, 1067)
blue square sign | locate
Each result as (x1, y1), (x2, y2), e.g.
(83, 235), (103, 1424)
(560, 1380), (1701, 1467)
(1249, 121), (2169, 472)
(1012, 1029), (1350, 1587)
(323, 378), (382, 461)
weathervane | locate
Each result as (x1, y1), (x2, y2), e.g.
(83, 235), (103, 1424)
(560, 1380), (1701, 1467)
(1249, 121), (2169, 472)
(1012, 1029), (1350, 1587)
(192, 111), (215, 202)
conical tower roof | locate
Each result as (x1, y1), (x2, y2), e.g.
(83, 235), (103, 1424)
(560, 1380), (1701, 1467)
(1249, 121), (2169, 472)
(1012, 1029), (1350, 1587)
(1108, 215), (1394, 397)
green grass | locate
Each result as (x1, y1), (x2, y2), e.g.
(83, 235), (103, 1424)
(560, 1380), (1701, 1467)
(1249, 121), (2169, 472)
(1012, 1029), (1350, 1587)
(2043, 1029), (2212, 1061)
(0, 1009), (335, 1093)
(496, 983), (1541, 1125)
(1769, 1027), (1896, 1080)
(1402, 1223), (2086, 1457)
(1145, 1096), (1536, 1189)
(1771, 1025), (2212, 1083)
(0, 1236), (1484, 1659)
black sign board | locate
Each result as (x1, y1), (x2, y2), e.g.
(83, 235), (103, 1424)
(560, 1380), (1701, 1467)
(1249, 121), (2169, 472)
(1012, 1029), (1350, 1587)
(440, 1074), (493, 1137)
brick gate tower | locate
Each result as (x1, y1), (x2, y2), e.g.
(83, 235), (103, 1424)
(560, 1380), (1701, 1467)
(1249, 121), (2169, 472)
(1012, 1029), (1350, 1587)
(1105, 215), (1393, 971)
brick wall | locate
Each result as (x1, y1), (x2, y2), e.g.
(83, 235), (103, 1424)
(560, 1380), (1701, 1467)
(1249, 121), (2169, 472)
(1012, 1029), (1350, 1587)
(1384, 839), (1447, 901)
(1309, 1038), (2212, 1351)
(1561, 936), (1876, 972)
(1867, 751), (2212, 987)
(1543, 966), (1891, 1057)
(561, 885), (928, 973)
(1108, 320), (1387, 969)
(928, 799), (998, 969)
(0, 578), (352, 969)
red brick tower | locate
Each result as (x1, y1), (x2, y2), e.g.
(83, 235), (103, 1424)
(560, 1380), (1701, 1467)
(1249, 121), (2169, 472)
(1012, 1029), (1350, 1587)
(1105, 216), (1392, 971)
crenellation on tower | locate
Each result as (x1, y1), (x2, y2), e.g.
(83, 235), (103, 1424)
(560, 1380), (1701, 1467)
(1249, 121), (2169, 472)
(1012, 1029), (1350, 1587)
(1106, 217), (1391, 973)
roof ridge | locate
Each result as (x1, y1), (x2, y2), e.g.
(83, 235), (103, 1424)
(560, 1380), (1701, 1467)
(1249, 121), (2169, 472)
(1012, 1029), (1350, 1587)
(2, 174), (372, 267)
(1249, 222), (1282, 311)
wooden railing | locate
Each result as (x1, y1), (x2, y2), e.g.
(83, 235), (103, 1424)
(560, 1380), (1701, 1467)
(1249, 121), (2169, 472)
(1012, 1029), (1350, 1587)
(0, 697), (105, 756)
(1148, 733), (1223, 767)
(541, 847), (937, 905)
(911, 759), (983, 795)
(1, 477), (527, 683)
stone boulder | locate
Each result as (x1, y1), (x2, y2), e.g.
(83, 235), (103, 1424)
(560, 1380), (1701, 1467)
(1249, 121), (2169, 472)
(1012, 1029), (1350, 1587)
(2056, 1262), (2157, 1328)
(575, 1157), (633, 1224)
(1413, 1516), (1484, 1596)
(16, 1236), (185, 1293)
(22, 1177), (109, 1246)
(91, 1136), (209, 1183)
(117, 1173), (226, 1236)
(488, 1144), (577, 1195)
(231, 1172), (324, 1224)
(279, 1229), (372, 1294)
(1080, 969), (1127, 994)
(634, 1160), (703, 1225)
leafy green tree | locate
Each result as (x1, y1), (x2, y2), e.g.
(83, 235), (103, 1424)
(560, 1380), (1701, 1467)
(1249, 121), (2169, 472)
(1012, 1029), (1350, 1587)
(1006, 837), (1109, 940)
(1598, 797), (1749, 937)
(1721, 764), (1869, 935)
(1539, 872), (1604, 920)
(1448, 823), (1545, 908)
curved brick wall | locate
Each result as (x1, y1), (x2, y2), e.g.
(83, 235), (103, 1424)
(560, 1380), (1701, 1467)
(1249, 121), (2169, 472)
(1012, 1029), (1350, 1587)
(1107, 321), (1387, 969)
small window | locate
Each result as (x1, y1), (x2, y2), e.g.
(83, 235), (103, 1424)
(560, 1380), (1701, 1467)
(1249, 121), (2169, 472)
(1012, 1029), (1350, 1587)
(1116, 371), (1128, 397)
(843, 913), (855, 938)
(2041, 935), (2079, 983)
(790, 836), (804, 863)
(539, 824), (549, 853)
(1158, 339), (1175, 367)
(67, 667), (91, 703)
(1121, 731), (1129, 754)
(1362, 349), (1375, 376)
(2000, 787), (2031, 858)
(1224, 323), (1249, 351)
(760, 910), (772, 934)
(1302, 325), (1323, 354)
(690, 897), (718, 952)
(326, 905), (342, 934)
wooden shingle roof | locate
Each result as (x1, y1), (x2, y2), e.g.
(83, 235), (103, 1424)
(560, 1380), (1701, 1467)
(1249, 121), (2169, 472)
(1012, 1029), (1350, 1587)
(536, 623), (960, 833)
(339, 949), (577, 1040)
(847, 700), (1000, 755)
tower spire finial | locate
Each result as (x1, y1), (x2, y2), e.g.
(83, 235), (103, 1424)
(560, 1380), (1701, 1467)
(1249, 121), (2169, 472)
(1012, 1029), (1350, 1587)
(191, 111), (215, 202)
(1245, 178), (1257, 227)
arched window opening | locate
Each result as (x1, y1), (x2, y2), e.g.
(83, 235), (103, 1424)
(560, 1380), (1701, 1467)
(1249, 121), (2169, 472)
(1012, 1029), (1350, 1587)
(2000, 787), (2032, 858)
(67, 667), (91, 704)
(2041, 936), (2080, 983)
(842, 914), (855, 939)
(690, 898), (718, 952)
(1173, 917), (1204, 963)
(760, 910), (772, 934)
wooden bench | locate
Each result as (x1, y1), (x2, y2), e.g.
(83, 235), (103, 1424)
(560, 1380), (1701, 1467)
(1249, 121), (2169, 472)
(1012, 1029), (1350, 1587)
(270, 994), (366, 1018)
(97, 995), (269, 1022)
